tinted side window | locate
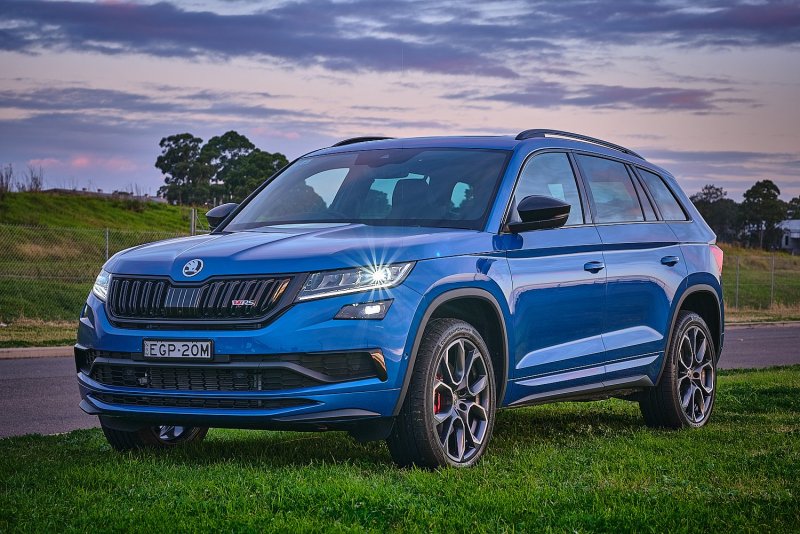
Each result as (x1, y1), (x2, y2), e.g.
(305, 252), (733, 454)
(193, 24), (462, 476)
(576, 154), (644, 223)
(637, 168), (688, 221)
(514, 152), (583, 226)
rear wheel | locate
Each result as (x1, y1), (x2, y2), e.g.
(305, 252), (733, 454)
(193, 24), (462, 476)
(639, 311), (717, 428)
(101, 419), (209, 451)
(387, 318), (496, 468)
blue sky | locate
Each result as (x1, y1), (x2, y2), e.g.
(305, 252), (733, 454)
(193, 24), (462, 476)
(1, 0), (799, 199)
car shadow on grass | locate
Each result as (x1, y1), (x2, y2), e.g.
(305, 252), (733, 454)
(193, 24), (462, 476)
(126, 402), (652, 469)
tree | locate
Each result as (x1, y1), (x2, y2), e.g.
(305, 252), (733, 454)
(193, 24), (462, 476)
(788, 196), (800, 219)
(689, 184), (742, 243)
(155, 133), (205, 205)
(0, 163), (13, 199)
(690, 184), (727, 204)
(740, 180), (787, 249)
(201, 131), (256, 202)
(222, 149), (288, 202)
(155, 131), (287, 205)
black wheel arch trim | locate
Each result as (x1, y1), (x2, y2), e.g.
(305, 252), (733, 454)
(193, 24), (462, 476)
(392, 288), (509, 416)
(655, 283), (722, 385)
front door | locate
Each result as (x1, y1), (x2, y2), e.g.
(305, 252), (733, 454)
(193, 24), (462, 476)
(504, 152), (607, 405)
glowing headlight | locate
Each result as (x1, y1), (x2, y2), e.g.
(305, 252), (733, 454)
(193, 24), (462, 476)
(92, 269), (111, 301)
(296, 262), (414, 301)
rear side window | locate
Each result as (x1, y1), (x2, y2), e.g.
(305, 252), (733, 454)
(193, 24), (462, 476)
(637, 168), (688, 221)
(576, 154), (644, 223)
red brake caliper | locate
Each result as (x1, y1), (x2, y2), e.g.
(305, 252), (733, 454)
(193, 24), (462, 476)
(434, 374), (442, 413)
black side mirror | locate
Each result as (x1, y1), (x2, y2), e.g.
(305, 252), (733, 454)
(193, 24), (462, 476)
(508, 195), (570, 233)
(205, 203), (238, 230)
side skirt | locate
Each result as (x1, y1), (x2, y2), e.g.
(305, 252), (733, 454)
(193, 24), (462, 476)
(508, 375), (653, 407)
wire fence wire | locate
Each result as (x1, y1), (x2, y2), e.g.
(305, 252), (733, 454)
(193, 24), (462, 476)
(1, 219), (799, 323)
(0, 223), (192, 321)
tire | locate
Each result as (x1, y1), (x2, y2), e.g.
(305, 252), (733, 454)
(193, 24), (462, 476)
(639, 311), (717, 429)
(387, 318), (497, 468)
(101, 419), (209, 451)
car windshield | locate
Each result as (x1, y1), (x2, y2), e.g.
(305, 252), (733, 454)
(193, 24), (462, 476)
(224, 148), (511, 231)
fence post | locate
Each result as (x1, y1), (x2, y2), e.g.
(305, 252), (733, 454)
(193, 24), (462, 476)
(770, 254), (775, 308)
(105, 227), (109, 261)
(735, 255), (740, 309)
(190, 208), (196, 236)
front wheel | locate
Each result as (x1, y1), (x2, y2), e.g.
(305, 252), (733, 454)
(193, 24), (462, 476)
(387, 318), (496, 468)
(639, 311), (717, 428)
(101, 418), (209, 451)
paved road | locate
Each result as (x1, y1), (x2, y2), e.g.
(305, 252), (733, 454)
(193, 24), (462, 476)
(1, 323), (798, 439)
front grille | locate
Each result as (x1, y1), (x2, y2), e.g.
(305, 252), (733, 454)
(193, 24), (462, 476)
(92, 393), (310, 410)
(107, 276), (292, 322)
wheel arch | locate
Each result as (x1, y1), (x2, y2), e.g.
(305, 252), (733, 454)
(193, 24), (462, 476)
(656, 283), (722, 385)
(392, 288), (509, 416)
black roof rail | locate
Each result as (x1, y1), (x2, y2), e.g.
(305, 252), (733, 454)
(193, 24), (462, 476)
(331, 136), (394, 147)
(515, 129), (643, 159)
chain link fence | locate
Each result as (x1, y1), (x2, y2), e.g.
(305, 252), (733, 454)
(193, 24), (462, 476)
(0, 223), (190, 322)
(722, 254), (800, 310)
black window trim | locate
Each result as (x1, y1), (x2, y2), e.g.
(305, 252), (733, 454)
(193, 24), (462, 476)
(626, 164), (659, 221)
(499, 148), (591, 233)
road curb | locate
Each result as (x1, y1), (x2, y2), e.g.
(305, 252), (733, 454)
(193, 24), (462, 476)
(0, 346), (73, 360)
(726, 320), (800, 329)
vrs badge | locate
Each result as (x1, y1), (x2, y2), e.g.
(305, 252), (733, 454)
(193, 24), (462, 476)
(231, 299), (256, 306)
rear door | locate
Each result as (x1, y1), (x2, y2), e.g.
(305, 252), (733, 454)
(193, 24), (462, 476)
(574, 153), (687, 385)
(505, 151), (608, 404)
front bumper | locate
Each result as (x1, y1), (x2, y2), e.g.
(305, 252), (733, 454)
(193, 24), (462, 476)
(76, 284), (424, 431)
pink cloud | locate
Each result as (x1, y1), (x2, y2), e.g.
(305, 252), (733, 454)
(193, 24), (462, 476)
(27, 155), (139, 173)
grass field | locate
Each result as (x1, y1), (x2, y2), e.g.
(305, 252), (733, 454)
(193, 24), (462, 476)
(721, 244), (800, 310)
(0, 191), (194, 231)
(1, 367), (798, 532)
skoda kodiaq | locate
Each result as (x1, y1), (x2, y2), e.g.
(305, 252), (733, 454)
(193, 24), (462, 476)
(76, 129), (724, 468)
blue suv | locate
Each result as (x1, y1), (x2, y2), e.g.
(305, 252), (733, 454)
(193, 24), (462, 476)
(76, 130), (724, 467)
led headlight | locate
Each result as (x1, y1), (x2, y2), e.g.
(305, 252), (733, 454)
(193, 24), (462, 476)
(296, 262), (414, 301)
(92, 269), (111, 301)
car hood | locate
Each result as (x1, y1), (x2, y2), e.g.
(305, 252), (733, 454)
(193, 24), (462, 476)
(106, 224), (494, 281)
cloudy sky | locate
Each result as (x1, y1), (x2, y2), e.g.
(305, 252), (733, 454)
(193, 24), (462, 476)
(1, 0), (799, 199)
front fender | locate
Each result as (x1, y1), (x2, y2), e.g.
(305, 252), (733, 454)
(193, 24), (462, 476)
(391, 255), (513, 415)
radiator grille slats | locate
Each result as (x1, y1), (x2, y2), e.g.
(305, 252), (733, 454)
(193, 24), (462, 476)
(108, 276), (292, 322)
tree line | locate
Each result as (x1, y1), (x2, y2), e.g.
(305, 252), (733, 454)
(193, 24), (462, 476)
(155, 131), (288, 206)
(691, 180), (799, 249)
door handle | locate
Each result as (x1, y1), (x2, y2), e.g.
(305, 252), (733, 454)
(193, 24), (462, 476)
(583, 261), (605, 273)
(661, 255), (680, 266)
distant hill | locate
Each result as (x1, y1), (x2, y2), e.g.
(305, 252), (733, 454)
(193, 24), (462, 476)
(0, 191), (197, 232)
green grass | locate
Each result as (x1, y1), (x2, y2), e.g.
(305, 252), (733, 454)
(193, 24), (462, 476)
(0, 319), (75, 348)
(1, 367), (798, 532)
(0, 191), (195, 232)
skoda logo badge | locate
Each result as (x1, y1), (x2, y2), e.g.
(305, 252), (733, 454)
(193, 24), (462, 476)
(182, 259), (204, 277)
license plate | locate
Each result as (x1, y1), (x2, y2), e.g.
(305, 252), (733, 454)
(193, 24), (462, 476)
(143, 340), (212, 359)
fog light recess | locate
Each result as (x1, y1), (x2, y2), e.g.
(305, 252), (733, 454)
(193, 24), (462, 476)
(334, 299), (393, 320)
